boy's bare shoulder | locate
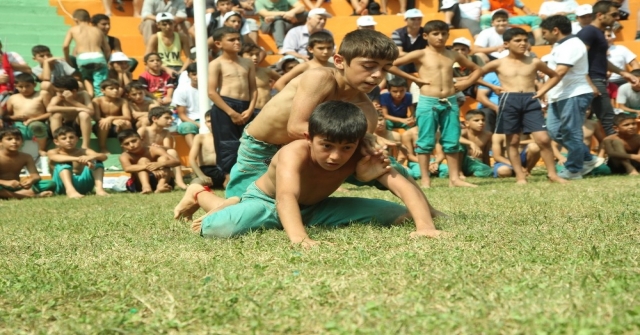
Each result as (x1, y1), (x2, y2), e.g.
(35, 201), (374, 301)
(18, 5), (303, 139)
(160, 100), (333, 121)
(238, 57), (254, 68)
(603, 134), (621, 142)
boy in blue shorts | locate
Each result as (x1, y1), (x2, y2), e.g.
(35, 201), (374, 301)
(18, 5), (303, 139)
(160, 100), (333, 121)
(47, 126), (109, 198)
(380, 77), (414, 130)
(174, 101), (444, 247)
(491, 133), (541, 178)
(393, 20), (482, 188)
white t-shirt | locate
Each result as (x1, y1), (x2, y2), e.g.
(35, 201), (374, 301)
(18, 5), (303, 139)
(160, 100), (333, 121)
(172, 84), (210, 122)
(459, 1), (482, 21)
(205, 12), (251, 35)
(608, 44), (636, 82)
(617, 83), (640, 110)
(474, 27), (504, 58)
(176, 71), (191, 90)
(546, 36), (592, 102)
(571, 22), (583, 35)
(538, 0), (578, 17)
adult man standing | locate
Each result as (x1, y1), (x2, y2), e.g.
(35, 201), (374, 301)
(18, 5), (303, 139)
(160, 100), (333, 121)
(139, 0), (190, 45)
(577, 0), (637, 136)
(281, 8), (332, 60)
(540, 15), (598, 180)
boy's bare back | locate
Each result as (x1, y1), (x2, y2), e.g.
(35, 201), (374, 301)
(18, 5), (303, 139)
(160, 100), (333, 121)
(68, 25), (107, 54)
(210, 57), (254, 101)
(489, 56), (539, 93)
(248, 68), (376, 145)
(255, 67), (279, 109)
(7, 92), (47, 118)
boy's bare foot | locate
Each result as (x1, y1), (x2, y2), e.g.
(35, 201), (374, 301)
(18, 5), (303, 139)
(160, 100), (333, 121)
(176, 182), (188, 190)
(155, 183), (172, 193)
(515, 179), (528, 185)
(630, 170), (640, 176)
(449, 179), (477, 187)
(458, 173), (466, 180)
(95, 189), (110, 196)
(336, 186), (350, 193)
(420, 178), (431, 188)
(37, 191), (53, 197)
(173, 184), (205, 220)
(548, 175), (569, 184)
(141, 187), (153, 194)
(191, 197), (241, 233)
(67, 192), (84, 199)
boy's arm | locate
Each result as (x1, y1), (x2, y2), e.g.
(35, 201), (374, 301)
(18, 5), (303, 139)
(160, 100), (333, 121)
(179, 33), (192, 74)
(119, 153), (151, 172)
(273, 63), (306, 91)
(162, 132), (174, 149)
(618, 105), (640, 114)
(118, 100), (133, 121)
(381, 105), (408, 124)
(188, 135), (209, 181)
(207, 61), (240, 123)
(62, 30), (73, 64)
(459, 130), (482, 157)
(145, 35), (159, 58)
(112, 37), (123, 52)
(175, 106), (198, 124)
(268, 69), (282, 82)
(84, 148), (109, 162)
(491, 135), (511, 165)
(5, 97), (26, 121)
(608, 61), (639, 85)
(274, 150), (311, 245)
(101, 34), (111, 62)
(375, 168), (440, 236)
(534, 59), (560, 99)
(47, 149), (79, 163)
(454, 53), (483, 91)
(245, 62), (258, 114)
(26, 97), (51, 123)
(603, 138), (640, 161)
(287, 70), (336, 140)
(41, 57), (57, 82)
(387, 66), (429, 86)
(150, 146), (180, 168)
(393, 50), (422, 67)
(401, 131), (418, 163)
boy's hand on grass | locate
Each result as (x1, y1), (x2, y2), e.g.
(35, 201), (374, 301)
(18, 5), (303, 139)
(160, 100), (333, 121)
(355, 155), (391, 182)
(293, 238), (333, 249)
(410, 229), (447, 238)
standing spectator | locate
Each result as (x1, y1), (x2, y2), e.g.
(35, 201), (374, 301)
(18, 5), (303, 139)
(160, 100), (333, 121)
(92, 14), (139, 72)
(139, 0), (191, 45)
(441, 0), (482, 36)
(256, 0), (306, 53)
(473, 10), (508, 63)
(572, 4), (592, 34)
(391, 9), (427, 74)
(577, 0), (638, 136)
(281, 8), (332, 60)
(479, 0), (544, 45)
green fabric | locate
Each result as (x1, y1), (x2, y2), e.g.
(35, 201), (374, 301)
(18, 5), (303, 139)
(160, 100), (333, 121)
(52, 162), (104, 195)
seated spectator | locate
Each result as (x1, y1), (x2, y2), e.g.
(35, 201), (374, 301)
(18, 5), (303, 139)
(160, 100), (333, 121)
(173, 63), (210, 148)
(479, 0), (544, 45)
(538, 0), (578, 20)
(256, 0), (307, 53)
(281, 8), (332, 60)
(391, 9), (427, 73)
(451, 37), (485, 97)
(107, 52), (133, 96)
(139, 0), (190, 45)
(441, 0), (482, 36)
(473, 10), (508, 63)
(188, 111), (226, 188)
(458, 110), (493, 177)
(603, 113), (640, 175)
(5, 74), (50, 157)
(220, 11), (261, 48)
(276, 55), (302, 74)
(380, 0), (407, 17)
(0, 40), (31, 108)
(616, 70), (640, 115)
(47, 76), (94, 150)
(491, 133), (541, 178)
(380, 77), (414, 130)
(275, 31), (334, 90)
(31, 45), (78, 94)
(240, 44), (281, 115)
(194, 0), (260, 49)
(606, 27), (639, 87)
(374, 111), (403, 162)
(356, 15), (377, 30)
(92, 79), (133, 153)
(138, 53), (176, 105)
(91, 14), (139, 72)
(571, 4), (592, 34)
(145, 12), (192, 76)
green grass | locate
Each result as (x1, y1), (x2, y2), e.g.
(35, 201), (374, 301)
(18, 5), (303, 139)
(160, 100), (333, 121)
(2, 175), (640, 333)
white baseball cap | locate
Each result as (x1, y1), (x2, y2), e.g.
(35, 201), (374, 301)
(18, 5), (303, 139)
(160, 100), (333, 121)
(156, 12), (175, 22)
(491, 9), (509, 19)
(404, 8), (423, 19)
(277, 55), (302, 72)
(452, 37), (471, 48)
(441, 0), (458, 10)
(357, 15), (377, 27)
(222, 11), (241, 22)
(308, 8), (332, 18)
(109, 52), (130, 63)
(575, 4), (592, 17)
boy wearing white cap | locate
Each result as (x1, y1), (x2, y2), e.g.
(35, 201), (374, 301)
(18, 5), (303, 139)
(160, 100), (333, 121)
(357, 16), (377, 30)
(108, 52), (133, 97)
(145, 12), (192, 77)
(572, 4), (592, 34)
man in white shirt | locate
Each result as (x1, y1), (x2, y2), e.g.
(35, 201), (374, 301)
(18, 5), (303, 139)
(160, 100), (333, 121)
(541, 15), (598, 179)
(616, 74), (640, 115)
(281, 8), (332, 60)
(571, 4), (592, 34)
(605, 27), (639, 85)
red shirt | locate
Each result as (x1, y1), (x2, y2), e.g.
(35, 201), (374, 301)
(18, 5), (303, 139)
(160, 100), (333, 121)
(138, 70), (176, 99)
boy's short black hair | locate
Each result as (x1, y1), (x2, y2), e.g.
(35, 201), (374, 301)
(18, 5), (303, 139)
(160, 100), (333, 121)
(613, 113), (636, 126)
(387, 77), (407, 89)
(53, 125), (77, 139)
(204, 110), (212, 119)
(492, 11), (509, 21)
(540, 15), (572, 35)
(72, 9), (91, 22)
(216, 0), (232, 4)
(53, 75), (79, 91)
(125, 81), (146, 93)
(213, 26), (240, 42)
(240, 43), (261, 56)
(118, 129), (141, 143)
(148, 106), (173, 123)
(0, 127), (23, 141)
(91, 13), (110, 26)
(630, 69), (640, 77)
(503, 27), (529, 42)
(308, 101), (368, 144)
(593, 0), (615, 16)
(465, 109), (485, 120)
(186, 62), (198, 74)
(31, 45), (51, 56)
(144, 52), (161, 63)
(100, 78), (121, 90)
(308, 31), (334, 49)
(338, 29), (398, 65)
(423, 20), (449, 34)
(15, 73), (36, 84)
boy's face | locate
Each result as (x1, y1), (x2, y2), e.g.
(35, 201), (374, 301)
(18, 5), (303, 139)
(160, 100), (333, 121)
(188, 71), (198, 86)
(335, 56), (391, 93)
(121, 136), (143, 153)
(605, 30), (615, 45)
(309, 136), (359, 171)
(154, 113), (174, 128)
(242, 51), (261, 65)
(283, 60), (298, 74)
(577, 14), (592, 25)
(423, 30), (448, 48)
(15, 82), (35, 96)
(33, 51), (53, 65)
(53, 132), (78, 150)
(376, 115), (386, 132)
(465, 114), (485, 131)
(95, 19), (111, 34)
(101, 85), (120, 98)
(216, 34), (242, 53)
(216, 0), (233, 14)
(492, 17), (509, 33)
(1, 134), (23, 151)
(506, 35), (529, 55)
(157, 20), (175, 32)
(111, 61), (130, 72)
(389, 86), (406, 101)
(452, 44), (470, 56)
(224, 16), (242, 31)
(615, 119), (638, 136)
(128, 88), (145, 103)
(146, 55), (163, 71)
(205, 116), (212, 131)
(308, 43), (334, 62)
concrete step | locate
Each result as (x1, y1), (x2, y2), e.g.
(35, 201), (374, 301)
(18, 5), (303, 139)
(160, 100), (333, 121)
(2, 14), (65, 25)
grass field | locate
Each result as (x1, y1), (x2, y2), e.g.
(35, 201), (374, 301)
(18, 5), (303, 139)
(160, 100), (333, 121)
(2, 175), (640, 333)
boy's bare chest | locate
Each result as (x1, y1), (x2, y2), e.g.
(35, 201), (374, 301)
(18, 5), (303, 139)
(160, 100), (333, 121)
(255, 71), (270, 87)
(99, 100), (123, 115)
(421, 52), (454, 70)
(0, 154), (25, 177)
(220, 62), (248, 78)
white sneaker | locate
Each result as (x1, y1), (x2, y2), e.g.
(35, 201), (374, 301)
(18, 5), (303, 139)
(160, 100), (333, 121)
(580, 158), (598, 176)
(558, 169), (582, 180)
(595, 156), (606, 167)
